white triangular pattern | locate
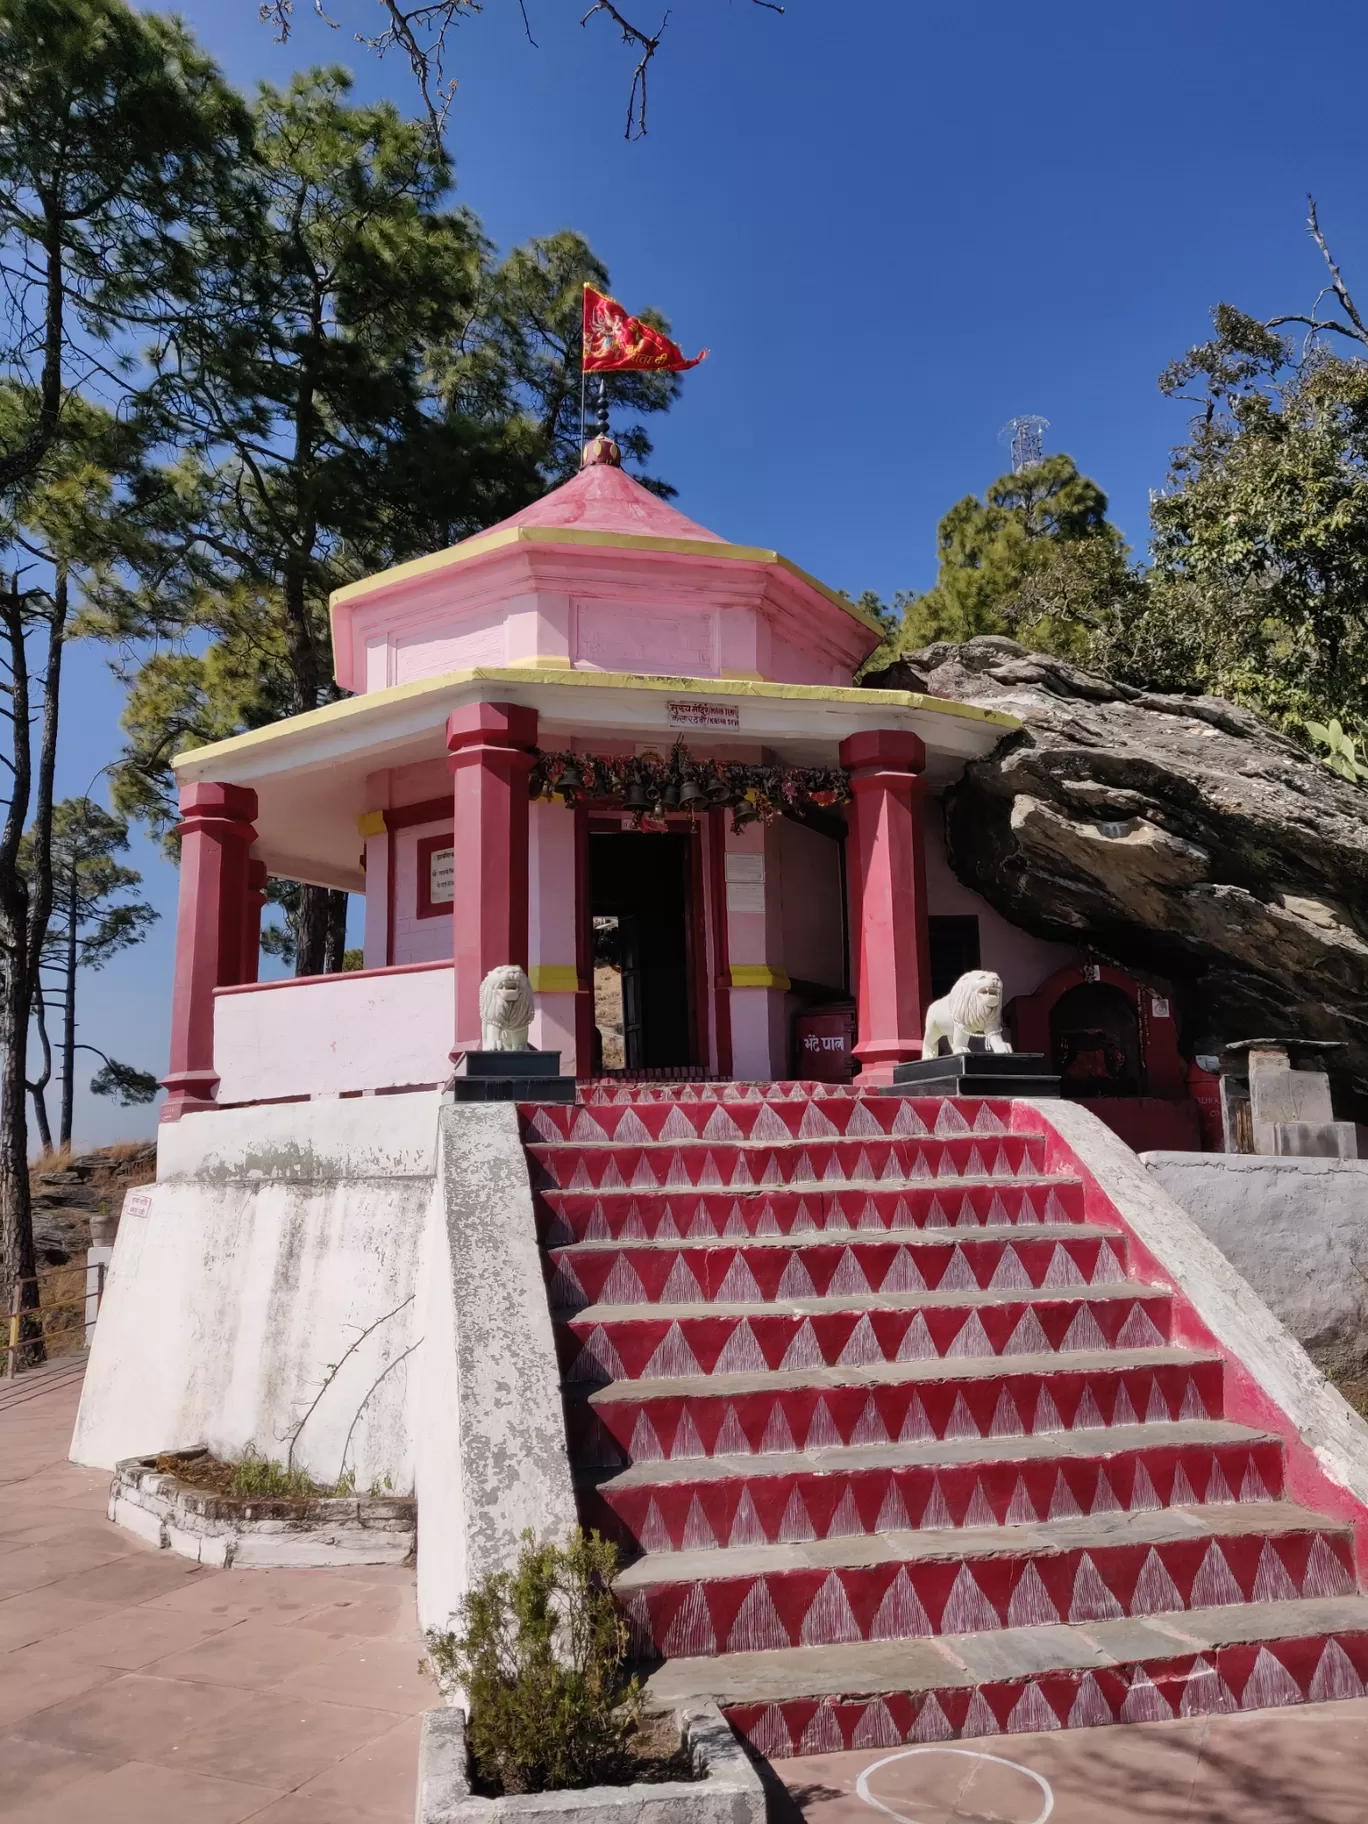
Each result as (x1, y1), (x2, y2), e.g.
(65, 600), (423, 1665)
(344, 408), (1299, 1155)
(1131, 1547), (1185, 1615)
(665, 1153), (692, 1188)
(779, 1319), (824, 1371)
(1179, 1379), (1210, 1422)
(621, 1203), (648, 1240)
(954, 1195), (982, 1228)
(837, 1314), (884, 1367)
(825, 1486), (864, 1540)
(654, 1207), (682, 1241)
(1048, 1471), (1082, 1520)
(702, 1105), (743, 1142)
(963, 1480), (997, 1527)
(876, 1480), (912, 1531)
(920, 1477), (954, 1528)
(1073, 1387), (1107, 1430)
(1091, 1470), (1123, 1515)
(1068, 1553), (1124, 1623)
(1007, 1684), (1061, 1735)
(568, 1161), (595, 1192)
(1003, 1309), (1052, 1357)
(990, 1388), (1024, 1438)
(909, 1694), (954, 1742)
(1171, 1463), (1199, 1506)
(698, 1153), (724, 1189)
(613, 1110), (653, 1143)
(942, 1564), (1000, 1633)
(935, 1101), (971, 1136)
(687, 1203), (719, 1240)
(1180, 1655), (1239, 1717)
(729, 1154), (755, 1188)
(1091, 1241), (1127, 1285)
(756, 1200), (783, 1236)
(659, 1106), (697, 1142)
(946, 1312), (994, 1359)
(569, 1325), (625, 1382)
(851, 1395), (890, 1444)
(548, 1258), (587, 1309)
(824, 1199), (851, 1233)
(1304, 1534), (1354, 1598)
(529, 1109), (563, 1141)
(1146, 1379), (1172, 1423)
(672, 1410), (707, 1458)
(806, 1397), (843, 1449)
(1309, 1640), (1365, 1703)
(778, 1487), (816, 1542)
(900, 1395), (934, 1442)
(938, 1246), (980, 1292)
(892, 1101), (930, 1137)
(571, 1111), (610, 1142)
(1067, 1673), (1114, 1728)
(1060, 1305), (1109, 1352)
(857, 1198), (885, 1232)
(1117, 1303), (1167, 1349)
(896, 1313), (937, 1362)
(1240, 1459), (1272, 1504)
(799, 1700), (846, 1754)
(715, 1255), (764, 1302)
(790, 1199), (817, 1233)
(845, 1100), (884, 1139)
(1016, 1191), (1042, 1227)
(987, 1246), (1031, 1292)
(600, 1256), (648, 1306)
(1190, 1541), (1242, 1608)
(660, 1256), (705, 1303)
(852, 1699), (901, 1750)
(1120, 1669), (1172, 1724)
(630, 1156), (658, 1190)
(944, 1392), (980, 1440)
(722, 1202), (748, 1238)
(935, 1150), (960, 1181)
(727, 1580), (790, 1652)
(881, 1246), (927, 1293)
(630, 1410), (664, 1461)
(1112, 1383), (1140, 1428)
(750, 1103), (792, 1143)
(728, 1488), (768, 1547)
(1041, 1244), (1087, 1290)
(1240, 1646), (1302, 1711)
(822, 1153), (848, 1184)
(1005, 1477), (1038, 1524)
(759, 1404), (797, 1453)
(713, 1320), (768, 1374)
(799, 1102), (839, 1139)
(1129, 1462), (1161, 1512)
(682, 1496), (718, 1551)
(1205, 1462), (1236, 1505)
(830, 1247), (872, 1295)
(642, 1323), (702, 1379)
(924, 1197), (950, 1229)
(639, 1499), (672, 1552)
(870, 1566), (933, 1640)
(661, 1584), (715, 1657)
(715, 1405), (751, 1455)
(973, 1104), (1007, 1135)
(1033, 1387), (1066, 1434)
(777, 1255), (817, 1298)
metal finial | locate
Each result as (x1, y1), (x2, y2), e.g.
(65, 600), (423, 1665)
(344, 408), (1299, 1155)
(596, 377), (610, 439)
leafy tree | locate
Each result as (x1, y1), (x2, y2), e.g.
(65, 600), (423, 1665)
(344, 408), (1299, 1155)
(0, 0), (248, 498)
(891, 454), (1136, 657)
(24, 798), (157, 1150)
(1099, 301), (1368, 743)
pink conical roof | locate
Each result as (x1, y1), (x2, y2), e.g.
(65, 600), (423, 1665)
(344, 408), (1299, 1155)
(479, 456), (726, 545)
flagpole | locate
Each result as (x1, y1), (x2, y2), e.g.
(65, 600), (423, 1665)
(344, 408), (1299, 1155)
(579, 357), (586, 461)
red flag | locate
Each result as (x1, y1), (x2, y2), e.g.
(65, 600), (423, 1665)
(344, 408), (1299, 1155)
(582, 284), (707, 373)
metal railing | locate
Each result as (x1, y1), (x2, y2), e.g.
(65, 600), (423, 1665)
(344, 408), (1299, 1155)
(4, 1260), (106, 1378)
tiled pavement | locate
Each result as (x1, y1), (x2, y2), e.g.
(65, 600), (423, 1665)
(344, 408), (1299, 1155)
(769, 1697), (1368, 1824)
(0, 1358), (427, 1823)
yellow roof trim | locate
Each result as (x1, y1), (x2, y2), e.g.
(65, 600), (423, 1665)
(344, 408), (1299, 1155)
(327, 524), (885, 637)
(170, 664), (1020, 775)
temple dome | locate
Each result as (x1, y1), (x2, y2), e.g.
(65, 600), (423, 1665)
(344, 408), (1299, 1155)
(478, 453), (727, 546)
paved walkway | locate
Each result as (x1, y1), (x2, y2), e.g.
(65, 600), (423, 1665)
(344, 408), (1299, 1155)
(0, 1360), (428, 1823)
(771, 1696), (1368, 1824)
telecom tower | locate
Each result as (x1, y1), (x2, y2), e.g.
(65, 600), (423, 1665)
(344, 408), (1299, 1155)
(999, 414), (1049, 474)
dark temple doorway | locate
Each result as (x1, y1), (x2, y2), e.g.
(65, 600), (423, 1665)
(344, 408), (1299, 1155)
(589, 831), (697, 1074)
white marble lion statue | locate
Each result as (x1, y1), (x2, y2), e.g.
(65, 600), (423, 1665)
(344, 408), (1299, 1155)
(921, 968), (1013, 1058)
(478, 964), (535, 1051)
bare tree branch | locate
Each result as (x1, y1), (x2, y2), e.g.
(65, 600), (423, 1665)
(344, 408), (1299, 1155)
(1265, 194), (1368, 353)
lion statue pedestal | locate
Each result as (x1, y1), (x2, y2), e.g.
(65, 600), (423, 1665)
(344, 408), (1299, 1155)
(875, 969), (1062, 1103)
(445, 965), (577, 1104)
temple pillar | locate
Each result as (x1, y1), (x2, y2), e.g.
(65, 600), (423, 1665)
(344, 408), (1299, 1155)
(447, 702), (539, 1056)
(839, 729), (932, 1086)
(240, 858), (268, 985)
(161, 782), (258, 1120)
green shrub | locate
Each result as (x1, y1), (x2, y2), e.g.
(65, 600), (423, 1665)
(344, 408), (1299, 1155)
(426, 1530), (640, 1795)
(228, 1445), (352, 1499)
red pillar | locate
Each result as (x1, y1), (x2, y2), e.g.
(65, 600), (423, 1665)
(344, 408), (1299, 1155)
(839, 729), (932, 1086)
(240, 858), (268, 986)
(161, 782), (258, 1120)
(447, 702), (538, 1056)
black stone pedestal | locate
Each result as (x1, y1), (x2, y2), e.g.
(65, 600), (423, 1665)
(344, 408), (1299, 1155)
(446, 1049), (576, 1103)
(877, 1051), (1061, 1100)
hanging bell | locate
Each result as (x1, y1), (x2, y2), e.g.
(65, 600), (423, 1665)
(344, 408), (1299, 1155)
(557, 761), (583, 803)
(679, 777), (706, 808)
(662, 780), (681, 810)
(624, 779), (649, 811)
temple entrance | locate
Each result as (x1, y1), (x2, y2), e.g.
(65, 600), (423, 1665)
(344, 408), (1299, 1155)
(588, 830), (699, 1074)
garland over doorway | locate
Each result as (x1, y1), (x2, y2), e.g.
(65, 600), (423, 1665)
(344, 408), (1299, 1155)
(528, 744), (850, 832)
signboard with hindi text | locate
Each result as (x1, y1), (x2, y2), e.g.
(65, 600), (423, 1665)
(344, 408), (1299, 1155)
(667, 699), (740, 731)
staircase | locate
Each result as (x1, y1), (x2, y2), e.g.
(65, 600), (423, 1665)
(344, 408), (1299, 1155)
(520, 1082), (1368, 1755)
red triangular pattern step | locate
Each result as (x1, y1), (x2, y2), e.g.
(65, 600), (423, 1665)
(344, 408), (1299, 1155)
(518, 1082), (1368, 1751)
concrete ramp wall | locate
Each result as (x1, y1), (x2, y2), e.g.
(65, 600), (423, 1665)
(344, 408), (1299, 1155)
(71, 1093), (577, 1629)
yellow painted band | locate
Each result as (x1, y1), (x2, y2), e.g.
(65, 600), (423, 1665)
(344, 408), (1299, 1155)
(529, 965), (581, 993)
(170, 665), (1020, 776)
(356, 809), (387, 838)
(730, 965), (791, 991)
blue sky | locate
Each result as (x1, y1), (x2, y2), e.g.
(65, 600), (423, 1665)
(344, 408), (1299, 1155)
(60, 0), (1368, 1144)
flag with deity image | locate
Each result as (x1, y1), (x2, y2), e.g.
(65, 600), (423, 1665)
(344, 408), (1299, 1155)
(582, 284), (708, 373)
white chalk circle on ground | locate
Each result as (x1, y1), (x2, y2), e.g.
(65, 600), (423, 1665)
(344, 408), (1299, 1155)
(855, 1745), (1054, 1824)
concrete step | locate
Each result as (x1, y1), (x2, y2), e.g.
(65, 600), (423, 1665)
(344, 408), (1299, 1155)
(546, 1231), (1131, 1309)
(613, 1503), (1355, 1658)
(528, 1134), (1052, 1193)
(577, 1421), (1286, 1553)
(525, 1096), (1026, 1146)
(557, 1290), (1176, 1385)
(570, 1347), (1228, 1470)
(640, 1594), (1368, 1750)
(539, 1181), (1089, 1244)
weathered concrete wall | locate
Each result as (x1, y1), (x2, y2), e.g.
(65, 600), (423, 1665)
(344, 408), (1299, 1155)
(71, 1094), (442, 1487)
(1142, 1150), (1368, 1377)
(416, 1103), (578, 1633)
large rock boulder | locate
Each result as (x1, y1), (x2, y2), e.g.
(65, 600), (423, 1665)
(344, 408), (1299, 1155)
(866, 638), (1368, 1099)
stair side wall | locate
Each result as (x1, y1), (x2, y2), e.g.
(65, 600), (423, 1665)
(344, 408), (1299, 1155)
(1022, 1098), (1368, 1563)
